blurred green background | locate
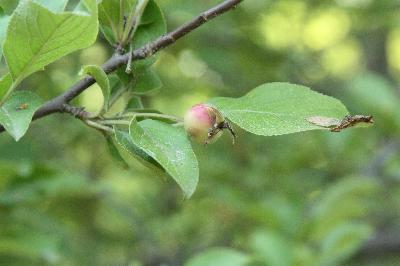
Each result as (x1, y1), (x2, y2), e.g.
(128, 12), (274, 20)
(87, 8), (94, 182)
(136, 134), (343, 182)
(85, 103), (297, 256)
(1, 0), (400, 265)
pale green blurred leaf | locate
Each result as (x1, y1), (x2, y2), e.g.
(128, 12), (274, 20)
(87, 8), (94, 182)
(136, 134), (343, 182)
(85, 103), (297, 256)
(3, 0), (98, 82)
(81, 65), (110, 113)
(105, 135), (129, 169)
(0, 172), (92, 205)
(0, 234), (59, 262)
(311, 177), (379, 241)
(0, 91), (43, 141)
(33, 0), (69, 12)
(249, 230), (293, 266)
(0, 11), (10, 59)
(319, 223), (373, 266)
(348, 73), (399, 113)
(185, 248), (250, 266)
(209, 82), (349, 136)
(129, 119), (199, 198)
(347, 73), (400, 127)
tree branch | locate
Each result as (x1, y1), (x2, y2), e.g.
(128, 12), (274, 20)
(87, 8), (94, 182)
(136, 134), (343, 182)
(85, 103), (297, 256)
(0, 0), (243, 133)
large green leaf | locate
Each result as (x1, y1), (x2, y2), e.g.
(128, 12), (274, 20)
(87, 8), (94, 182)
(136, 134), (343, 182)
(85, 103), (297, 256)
(129, 119), (199, 198)
(185, 248), (250, 266)
(81, 65), (110, 114)
(3, 0), (98, 82)
(0, 91), (43, 141)
(209, 82), (349, 136)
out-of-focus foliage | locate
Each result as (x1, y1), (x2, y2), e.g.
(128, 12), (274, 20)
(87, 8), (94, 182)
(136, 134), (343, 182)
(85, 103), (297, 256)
(0, 0), (399, 265)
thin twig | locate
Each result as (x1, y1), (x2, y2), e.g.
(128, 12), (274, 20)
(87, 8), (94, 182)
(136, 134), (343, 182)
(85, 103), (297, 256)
(85, 120), (114, 133)
(99, 120), (130, 126)
(0, 0), (243, 133)
(121, 112), (183, 122)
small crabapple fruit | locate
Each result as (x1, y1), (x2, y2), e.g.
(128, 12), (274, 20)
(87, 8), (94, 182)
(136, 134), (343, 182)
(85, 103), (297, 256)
(184, 103), (236, 145)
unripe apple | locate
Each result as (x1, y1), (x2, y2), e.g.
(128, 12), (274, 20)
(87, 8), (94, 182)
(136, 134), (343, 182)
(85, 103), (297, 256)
(184, 103), (224, 144)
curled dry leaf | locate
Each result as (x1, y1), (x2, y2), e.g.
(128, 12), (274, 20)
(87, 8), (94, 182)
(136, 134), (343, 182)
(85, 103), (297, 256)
(307, 115), (374, 132)
(306, 116), (341, 128)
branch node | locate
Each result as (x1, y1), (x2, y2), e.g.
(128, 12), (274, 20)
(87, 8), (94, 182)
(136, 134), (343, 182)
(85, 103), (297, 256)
(61, 104), (91, 119)
(200, 13), (208, 22)
(0, 0), (244, 134)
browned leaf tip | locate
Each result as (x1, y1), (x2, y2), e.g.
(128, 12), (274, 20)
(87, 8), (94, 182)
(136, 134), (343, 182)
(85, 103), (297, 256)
(330, 115), (374, 132)
(307, 114), (374, 132)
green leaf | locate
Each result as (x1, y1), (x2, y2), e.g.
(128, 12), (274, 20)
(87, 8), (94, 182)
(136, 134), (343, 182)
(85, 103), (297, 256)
(116, 66), (162, 95)
(0, 0), (18, 14)
(98, 0), (121, 29)
(319, 223), (373, 266)
(114, 1), (166, 93)
(132, 0), (166, 49)
(3, 0), (98, 82)
(0, 91), (43, 141)
(114, 128), (163, 171)
(134, 67), (162, 94)
(33, 0), (69, 12)
(98, 0), (137, 44)
(209, 82), (349, 136)
(125, 96), (144, 110)
(98, 0), (123, 44)
(105, 135), (129, 169)
(131, 0), (166, 68)
(81, 65), (110, 114)
(0, 11), (9, 59)
(185, 248), (250, 266)
(109, 73), (123, 94)
(129, 119), (199, 198)
(0, 73), (12, 101)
